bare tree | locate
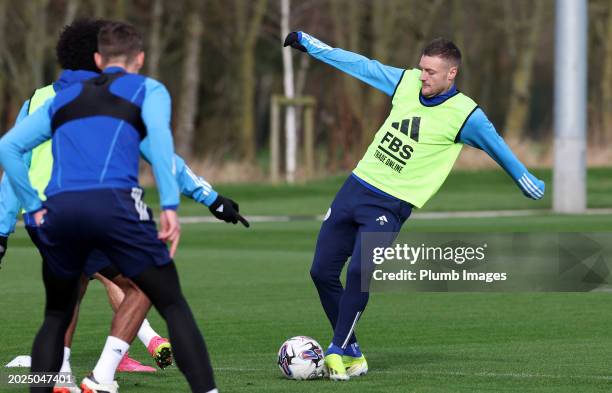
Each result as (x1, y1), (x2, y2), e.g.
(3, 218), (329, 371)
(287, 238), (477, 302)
(176, 0), (204, 158)
(235, 0), (268, 163)
(281, 0), (297, 182)
(502, 0), (546, 139)
(93, 0), (106, 17)
(360, 0), (403, 150)
(62, 0), (79, 26)
(112, 0), (127, 20)
(329, 0), (363, 168)
(147, 0), (163, 80)
(26, 0), (50, 90)
(329, 0), (407, 166)
(599, 2), (612, 142)
(0, 0), (50, 102)
(409, 0), (445, 64)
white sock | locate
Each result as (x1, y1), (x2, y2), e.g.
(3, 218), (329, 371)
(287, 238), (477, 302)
(137, 318), (159, 349)
(59, 346), (71, 374)
(92, 336), (130, 384)
(206, 390), (219, 393)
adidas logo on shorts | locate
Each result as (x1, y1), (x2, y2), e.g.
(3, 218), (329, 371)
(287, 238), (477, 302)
(376, 215), (388, 225)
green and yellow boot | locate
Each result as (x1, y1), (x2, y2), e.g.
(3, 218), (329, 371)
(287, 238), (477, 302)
(343, 354), (368, 377)
(324, 353), (349, 381)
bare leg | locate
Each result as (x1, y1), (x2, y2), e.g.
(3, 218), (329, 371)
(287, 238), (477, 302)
(95, 273), (152, 342)
(94, 273), (123, 313)
(63, 275), (90, 347)
(89, 273), (163, 384)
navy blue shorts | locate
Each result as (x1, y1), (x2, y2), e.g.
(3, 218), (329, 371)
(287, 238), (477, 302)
(26, 227), (116, 278)
(83, 250), (113, 278)
(36, 188), (171, 279)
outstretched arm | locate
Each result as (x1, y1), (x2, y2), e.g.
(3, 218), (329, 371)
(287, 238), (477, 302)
(174, 155), (218, 206)
(139, 141), (218, 206)
(140, 78), (180, 210)
(0, 100), (31, 237)
(457, 108), (545, 200)
(140, 111), (249, 227)
(284, 31), (404, 96)
(0, 99), (52, 213)
(140, 78), (182, 255)
(139, 144), (249, 227)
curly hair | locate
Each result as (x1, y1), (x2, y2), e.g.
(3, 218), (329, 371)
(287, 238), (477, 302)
(56, 18), (110, 71)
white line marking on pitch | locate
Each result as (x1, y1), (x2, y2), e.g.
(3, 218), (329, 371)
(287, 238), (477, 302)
(12, 208), (612, 226)
(406, 369), (612, 381)
(215, 367), (612, 381)
(177, 208), (612, 224)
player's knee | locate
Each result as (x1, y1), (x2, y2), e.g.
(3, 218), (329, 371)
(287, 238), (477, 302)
(345, 265), (363, 284)
(45, 288), (79, 314)
(111, 274), (136, 292)
(155, 295), (189, 321)
(309, 264), (325, 285)
(43, 308), (73, 330)
(123, 285), (152, 308)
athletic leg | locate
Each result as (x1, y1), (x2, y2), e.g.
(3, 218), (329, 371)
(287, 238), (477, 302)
(93, 269), (172, 369)
(89, 188), (216, 392)
(25, 219), (89, 393)
(98, 274), (151, 341)
(309, 177), (359, 343)
(85, 253), (142, 382)
(97, 265), (166, 346)
(60, 274), (89, 375)
(332, 198), (412, 349)
(131, 263), (217, 393)
(30, 263), (80, 393)
(89, 266), (158, 380)
(321, 182), (412, 380)
(96, 273), (122, 312)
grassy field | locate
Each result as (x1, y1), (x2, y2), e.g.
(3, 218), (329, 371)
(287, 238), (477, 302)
(147, 167), (612, 217)
(1, 169), (612, 392)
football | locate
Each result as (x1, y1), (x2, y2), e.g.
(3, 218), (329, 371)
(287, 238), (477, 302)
(277, 336), (325, 380)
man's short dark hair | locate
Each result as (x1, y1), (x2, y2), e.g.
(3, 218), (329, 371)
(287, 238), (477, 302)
(422, 38), (462, 67)
(97, 22), (143, 61)
(56, 18), (109, 71)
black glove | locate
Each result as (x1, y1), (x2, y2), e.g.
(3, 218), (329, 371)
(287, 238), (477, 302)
(283, 31), (307, 52)
(209, 195), (250, 228)
(0, 236), (7, 266)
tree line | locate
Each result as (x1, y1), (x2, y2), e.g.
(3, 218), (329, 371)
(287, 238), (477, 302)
(0, 0), (610, 177)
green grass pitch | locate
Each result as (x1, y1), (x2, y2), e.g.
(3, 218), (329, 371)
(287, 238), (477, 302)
(1, 169), (612, 392)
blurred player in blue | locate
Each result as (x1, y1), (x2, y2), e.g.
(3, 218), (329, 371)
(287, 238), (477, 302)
(0, 19), (247, 392)
(0, 22), (242, 393)
(284, 31), (545, 380)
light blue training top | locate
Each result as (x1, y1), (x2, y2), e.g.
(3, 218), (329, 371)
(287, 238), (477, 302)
(297, 32), (545, 201)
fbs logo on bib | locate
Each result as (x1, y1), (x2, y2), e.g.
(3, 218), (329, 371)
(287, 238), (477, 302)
(373, 116), (422, 174)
